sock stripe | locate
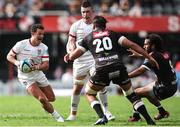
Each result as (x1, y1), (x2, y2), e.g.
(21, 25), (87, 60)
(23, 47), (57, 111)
(91, 100), (100, 109)
(134, 101), (144, 110)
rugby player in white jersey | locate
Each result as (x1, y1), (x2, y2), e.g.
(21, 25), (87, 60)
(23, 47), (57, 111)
(7, 24), (64, 122)
(66, 0), (115, 121)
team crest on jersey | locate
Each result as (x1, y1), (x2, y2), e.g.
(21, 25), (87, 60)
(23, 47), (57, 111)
(37, 49), (41, 55)
(93, 31), (109, 38)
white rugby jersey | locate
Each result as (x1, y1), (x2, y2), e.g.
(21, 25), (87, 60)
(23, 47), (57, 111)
(12, 39), (49, 80)
(69, 19), (94, 64)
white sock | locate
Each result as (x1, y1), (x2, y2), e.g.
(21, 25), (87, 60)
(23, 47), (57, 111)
(71, 94), (80, 113)
(98, 88), (108, 113)
(51, 110), (60, 119)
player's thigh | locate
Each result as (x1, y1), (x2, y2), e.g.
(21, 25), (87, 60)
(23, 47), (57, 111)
(73, 62), (93, 79)
(27, 83), (47, 100)
(35, 73), (55, 101)
(135, 82), (155, 97)
(85, 81), (105, 95)
(72, 83), (84, 94)
(40, 85), (55, 102)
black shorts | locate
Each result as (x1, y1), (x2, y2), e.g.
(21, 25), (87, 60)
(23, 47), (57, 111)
(153, 81), (177, 100)
(90, 64), (130, 86)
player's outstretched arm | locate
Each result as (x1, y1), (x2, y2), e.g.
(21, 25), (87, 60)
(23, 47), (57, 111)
(128, 66), (146, 78)
(127, 48), (143, 58)
(120, 37), (159, 69)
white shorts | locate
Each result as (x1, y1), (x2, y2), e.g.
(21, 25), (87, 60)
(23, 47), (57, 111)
(73, 59), (95, 79)
(19, 73), (49, 89)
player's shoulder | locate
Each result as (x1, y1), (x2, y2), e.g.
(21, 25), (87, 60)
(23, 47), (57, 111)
(71, 19), (83, 27)
(15, 39), (29, 46)
(39, 42), (48, 49)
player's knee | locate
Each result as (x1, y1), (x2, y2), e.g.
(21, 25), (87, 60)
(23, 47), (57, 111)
(48, 96), (55, 102)
(73, 78), (85, 86)
(85, 84), (97, 95)
(134, 88), (142, 94)
(73, 85), (83, 94)
(122, 87), (134, 96)
(124, 87), (141, 103)
(98, 87), (107, 94)
(39, 96), (48, 104)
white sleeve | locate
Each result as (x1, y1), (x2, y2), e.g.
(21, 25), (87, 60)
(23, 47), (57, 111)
(118, 36), (127, 45)
(69, 23), (77, 37)
(42, 46), (49, 62)
(12, 41), (22, 54)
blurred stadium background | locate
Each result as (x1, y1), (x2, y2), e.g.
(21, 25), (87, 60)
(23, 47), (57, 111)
(0, 0), (180, 96)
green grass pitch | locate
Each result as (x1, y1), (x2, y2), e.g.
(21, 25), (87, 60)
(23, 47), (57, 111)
(0, 95), (180, 126)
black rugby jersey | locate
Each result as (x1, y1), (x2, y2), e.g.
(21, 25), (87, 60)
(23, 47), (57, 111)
(78, 30), (125, 70)
(143, 52), (176, 86)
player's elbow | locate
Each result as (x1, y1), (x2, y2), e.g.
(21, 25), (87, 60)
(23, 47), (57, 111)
(6, 53), (12, 62)
(41, 61), (49, 71)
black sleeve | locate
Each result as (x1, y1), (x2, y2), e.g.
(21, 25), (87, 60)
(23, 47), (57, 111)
(143, 59), (153, 70)
(142, 53), (156, 70)
(78, 38), (89, 50)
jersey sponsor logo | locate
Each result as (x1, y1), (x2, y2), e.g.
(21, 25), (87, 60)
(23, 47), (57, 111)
(37, 49), (41, 55)
(93, 31), (109, 38)
(24, 49), (31, 51)
(98, 54), (118, 62)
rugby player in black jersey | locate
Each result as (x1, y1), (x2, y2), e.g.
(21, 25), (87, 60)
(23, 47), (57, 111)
(127, 34), (177, 122)
(64, 15), (159, 125)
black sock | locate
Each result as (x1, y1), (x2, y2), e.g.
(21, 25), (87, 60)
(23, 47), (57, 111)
(136, 104), (152, 121)
(92, 103), (104, 118)
(157, 106), (166, 114)
(133, 111), (141, 118)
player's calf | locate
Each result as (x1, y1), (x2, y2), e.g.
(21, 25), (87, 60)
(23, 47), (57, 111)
(123, 87), (155, 125)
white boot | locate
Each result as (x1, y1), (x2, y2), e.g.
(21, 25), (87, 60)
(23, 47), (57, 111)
(105, 111), (115, 121)
(66, 114), (76, 121)
(52, 110), (64, 122)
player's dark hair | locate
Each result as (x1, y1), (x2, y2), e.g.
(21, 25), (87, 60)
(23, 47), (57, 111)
(81, 0), (92, 8)
(31, 24), (44, 33)
(146, 34), (163, 52)
(93, 15), (107, 30)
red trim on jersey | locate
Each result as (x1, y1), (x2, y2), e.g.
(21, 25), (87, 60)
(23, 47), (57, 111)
(69, 34), (76, 39)
(93, 31), (109, 38)
(41, 56), (49, 58)
(12, 49), (17, 54)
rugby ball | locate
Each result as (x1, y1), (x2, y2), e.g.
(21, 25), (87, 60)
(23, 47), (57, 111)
(20, 59), (32, 73)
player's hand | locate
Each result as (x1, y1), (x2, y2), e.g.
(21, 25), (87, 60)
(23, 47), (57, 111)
(128, 48), (142, 57)
(31, 65), (40, 71)
(64, 53), (70, 63)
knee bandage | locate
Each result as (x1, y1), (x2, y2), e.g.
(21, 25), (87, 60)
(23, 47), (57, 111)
(73, 78), (85, 85)
(85, 85), (98, 95)
(99, 87), (107, 94)
(122, 87), (133, 96)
